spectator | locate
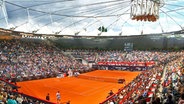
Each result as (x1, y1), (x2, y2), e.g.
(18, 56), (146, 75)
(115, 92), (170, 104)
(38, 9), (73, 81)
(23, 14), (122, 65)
(7, 95), (17, 104)
(178, 93), (184, 104)
(152, 97), (162, 104)
(21, 97), (29, 104)
(46, 93), (50, 101)
(108, 90), (114, 97)
(16, 94), (23, 104)
(164, 94), (174, 104)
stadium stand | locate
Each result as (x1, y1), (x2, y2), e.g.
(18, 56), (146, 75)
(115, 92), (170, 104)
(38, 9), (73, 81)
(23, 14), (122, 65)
(0, 39), (90, 82)
(100, 51), (184, 104)
(0, 37), (183, 104)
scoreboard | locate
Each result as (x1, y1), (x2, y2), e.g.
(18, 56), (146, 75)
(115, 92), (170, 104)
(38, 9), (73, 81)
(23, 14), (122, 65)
(124, 43), (133, 52)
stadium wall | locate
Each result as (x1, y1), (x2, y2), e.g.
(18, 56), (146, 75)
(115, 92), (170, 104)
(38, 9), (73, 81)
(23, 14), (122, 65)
(51, 35), (184, 50)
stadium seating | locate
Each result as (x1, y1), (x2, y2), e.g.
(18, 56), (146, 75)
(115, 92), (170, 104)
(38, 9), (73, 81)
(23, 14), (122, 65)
(0, 38), (183, 104)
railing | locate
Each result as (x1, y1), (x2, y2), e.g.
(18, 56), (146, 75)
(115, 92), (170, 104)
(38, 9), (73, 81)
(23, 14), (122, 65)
(99, 85), (125, 104)
(12, 91), (56, 104)
(118, 81), (142, 104)
(0, 78), (55, 104)
(0, 78), (20, 90)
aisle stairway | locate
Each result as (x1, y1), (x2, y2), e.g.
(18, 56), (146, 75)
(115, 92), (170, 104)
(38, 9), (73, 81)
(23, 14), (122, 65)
(158, 65), (167, 97)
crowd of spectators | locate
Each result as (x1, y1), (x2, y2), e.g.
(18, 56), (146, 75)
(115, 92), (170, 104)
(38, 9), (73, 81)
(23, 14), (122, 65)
(0, 38), (183, 104)
(68, 50), (183, 72)
(66, 49), (97, 63)
(0, 38), (92, 104)
(0, 79), (53, 104)
(100, 51), (184, 104)
(159, 56), (184, 104)
(68, 49), (182, 64)
(0, 39), (89, 81)
(101, 65), (163, 104)
(97, 50), (160, 62)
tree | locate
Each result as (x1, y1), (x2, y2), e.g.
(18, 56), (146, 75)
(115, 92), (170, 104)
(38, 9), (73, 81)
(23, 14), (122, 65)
(98, 26), (107, 32)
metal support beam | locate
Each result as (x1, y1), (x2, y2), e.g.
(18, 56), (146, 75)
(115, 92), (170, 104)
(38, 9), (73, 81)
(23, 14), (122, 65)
(49, 9), (53, 28)
(1, 0), (9, 27)
(49, 11), (54, 33)
(26, 8), (31, 32)
(27, 8), (30, 24)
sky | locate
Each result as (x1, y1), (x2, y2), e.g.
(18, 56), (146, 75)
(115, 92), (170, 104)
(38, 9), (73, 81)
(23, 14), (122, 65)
(0, 0), (184, 36)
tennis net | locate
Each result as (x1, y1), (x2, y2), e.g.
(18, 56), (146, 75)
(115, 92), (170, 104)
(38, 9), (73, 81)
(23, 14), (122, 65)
(76, 74), (125, 83)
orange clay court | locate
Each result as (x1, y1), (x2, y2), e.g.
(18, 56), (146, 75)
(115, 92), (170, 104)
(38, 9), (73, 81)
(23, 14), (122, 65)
(17, 70), (140, 104)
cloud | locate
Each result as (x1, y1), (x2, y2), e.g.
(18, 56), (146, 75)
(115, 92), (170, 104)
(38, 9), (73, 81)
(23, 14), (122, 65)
(0, 0), (184, 36)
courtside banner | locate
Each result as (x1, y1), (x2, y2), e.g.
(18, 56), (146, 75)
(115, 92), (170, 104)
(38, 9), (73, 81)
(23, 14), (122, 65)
(97, 61), (155, 66)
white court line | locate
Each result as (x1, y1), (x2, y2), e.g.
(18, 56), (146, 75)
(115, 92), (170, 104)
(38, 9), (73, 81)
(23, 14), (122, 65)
(79, 83), (112, 95)
(85, 84), (123, 96)
(44, 77), (123, 96)
(49, 78), (109, 95)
